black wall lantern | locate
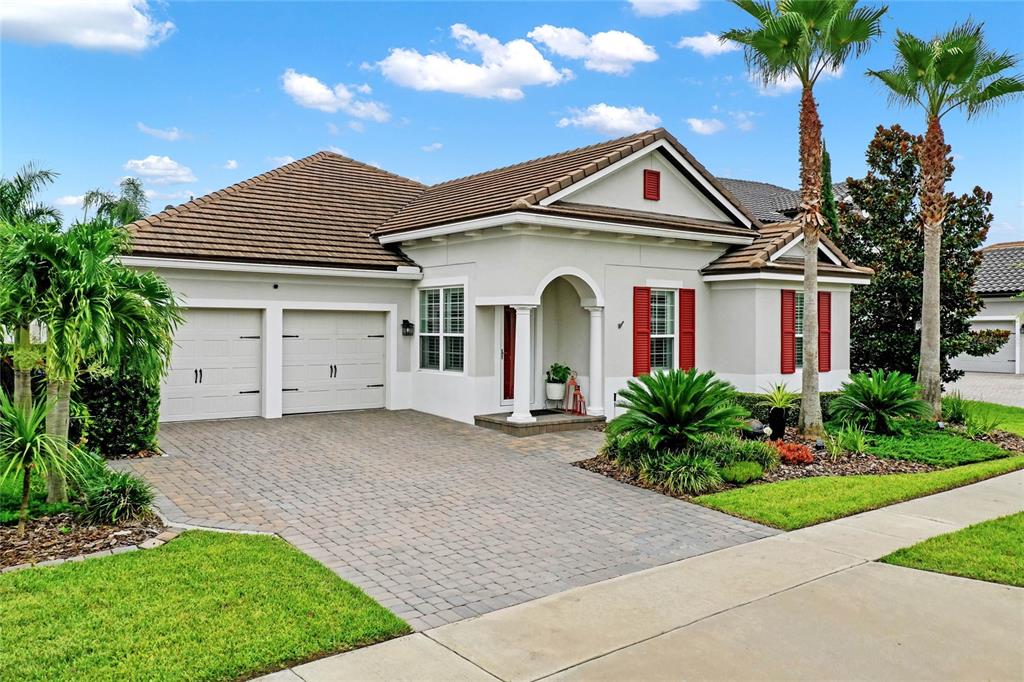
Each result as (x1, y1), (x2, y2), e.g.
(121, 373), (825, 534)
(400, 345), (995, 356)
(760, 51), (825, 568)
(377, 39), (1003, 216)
(401, 319), (415, 337)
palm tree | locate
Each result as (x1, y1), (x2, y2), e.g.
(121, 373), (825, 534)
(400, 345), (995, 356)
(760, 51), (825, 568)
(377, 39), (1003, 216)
(0, 163), (61, 226)
(868, 23), (1023, 418)
(83, 177), (149, 226)
(722, 0), (886, 437)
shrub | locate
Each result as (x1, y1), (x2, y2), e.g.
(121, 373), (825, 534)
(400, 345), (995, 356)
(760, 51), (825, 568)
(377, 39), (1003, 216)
(72, 372), (160, 457)
(80, 469), (154, 524)
(607, 369), (748, 453)
(756, 383), (799, 410)
(829, 370), (931, 434)
(690, 433), (780, 472)
(773, 441), (815, 465)
(719, 461), (764, 484)
(835, 424), (868, 454)
(732, 391), (841, 426)
(660, 452), (723, 495)
(865, 428), (1006, 467)
(941, 392), (970, 425)
(602, 433), (649, 473)
(964, 412), (1003, 438)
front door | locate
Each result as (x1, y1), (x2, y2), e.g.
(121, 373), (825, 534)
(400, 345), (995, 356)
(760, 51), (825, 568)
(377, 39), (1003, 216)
(502, 306), (516, 401)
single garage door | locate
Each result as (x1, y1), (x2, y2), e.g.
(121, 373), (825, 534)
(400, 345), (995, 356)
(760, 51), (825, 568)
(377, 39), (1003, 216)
(160, 309), (262, 422)
(282, 310), (386, 414)
(952, 320), (1017, 374)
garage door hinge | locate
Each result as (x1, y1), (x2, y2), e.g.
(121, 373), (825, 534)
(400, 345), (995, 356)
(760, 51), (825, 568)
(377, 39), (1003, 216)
(282, 334), (299, 338)
(282, 388), (299, 392)
(239, 335), (261, 339)
(238, 390), (260, 394)
(366, 334), (384, 338)
(365, 383), (384, 388)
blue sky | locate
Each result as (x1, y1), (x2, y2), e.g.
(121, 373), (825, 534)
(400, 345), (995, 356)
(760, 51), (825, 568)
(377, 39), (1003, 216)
(3, 0), (1023, 243)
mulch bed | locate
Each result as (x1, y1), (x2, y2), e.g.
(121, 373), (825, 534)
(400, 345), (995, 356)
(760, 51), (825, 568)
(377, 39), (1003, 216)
(969, 429), (1024, 454)
(575, 455), (695, 501)
(108, 449), (162, 460)
(1, 513), (164, 568)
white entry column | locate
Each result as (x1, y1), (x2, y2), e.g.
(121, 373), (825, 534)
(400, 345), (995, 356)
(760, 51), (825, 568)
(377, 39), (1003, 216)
(585, 306), (605, 416)
(508, 305), (536, 424)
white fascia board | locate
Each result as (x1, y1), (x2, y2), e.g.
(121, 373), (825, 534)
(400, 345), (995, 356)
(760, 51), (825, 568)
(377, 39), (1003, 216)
(122, 256), (423, 280)
(378, 211), (755, 247)
(536, 139), (753, 229)
(703, 271), (871, 285)
(770, 232), (842, 266)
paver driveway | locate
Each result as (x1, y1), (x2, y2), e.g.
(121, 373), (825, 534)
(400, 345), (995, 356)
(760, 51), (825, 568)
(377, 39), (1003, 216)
(126, 410), (775, 630)
(946, 371), (1024, 408)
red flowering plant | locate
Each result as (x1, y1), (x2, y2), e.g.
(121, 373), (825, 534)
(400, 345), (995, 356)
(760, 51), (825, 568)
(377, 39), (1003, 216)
(772, 441), (814, 465)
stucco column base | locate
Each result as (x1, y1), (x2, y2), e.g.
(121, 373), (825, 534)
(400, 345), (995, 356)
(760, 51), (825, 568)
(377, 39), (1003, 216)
(508, 305), (536, 424)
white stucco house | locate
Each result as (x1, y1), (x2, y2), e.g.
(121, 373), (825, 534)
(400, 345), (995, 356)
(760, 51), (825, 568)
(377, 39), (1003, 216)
(951, 242), (1024, 375)
(124, 128), (872, 426)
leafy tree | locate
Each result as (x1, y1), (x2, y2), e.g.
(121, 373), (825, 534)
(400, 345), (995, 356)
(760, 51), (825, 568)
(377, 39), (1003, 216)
(821, 142), (840, 236)
(723, 0), (887, 437)
(836, 125), (1006, 384)
(83, 177), (149, 226)
(868, 22), (1024, 418)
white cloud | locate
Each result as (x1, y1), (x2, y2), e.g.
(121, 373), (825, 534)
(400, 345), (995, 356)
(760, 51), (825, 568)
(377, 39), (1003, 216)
(378, 23), (571, 100)
(421, 142), (443, 152)
(348, 121), (365, 133)
(675, 32), (739, 57)
(55, 194), (84, 208)
(328, 146), (348, 155)
(268, 155), (296, 166)
(123, 155), (196, 184)
(750, 65), (843, 96)
(729, 110), (758, 132)
(686, 117), (726, 135)
(527, 25), (657, 75)
(355, 83), (373, 94)
(0, 0), (174, 52)
(326, 122), (341, 135)
(136, 121), (186, 141)
(223, 159), (238, 170)
(281, 68), (390, 122)
(629, 0), (700, 17)
(557, 103), (661, 136)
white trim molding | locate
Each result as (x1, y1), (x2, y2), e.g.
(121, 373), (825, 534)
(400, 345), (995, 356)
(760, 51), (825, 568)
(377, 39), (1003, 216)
(770, 233), (842, 266)
(703, 272), (871, 285)
(123, 256), (422, 280)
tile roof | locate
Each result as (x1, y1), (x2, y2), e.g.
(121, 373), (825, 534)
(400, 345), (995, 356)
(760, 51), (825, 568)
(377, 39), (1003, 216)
(127, 152), (425, 270)
(375, 128), (762, 236)
(975, 242), (1024, 295)
(718, 178), (800, 223)
(702, 221), (873, 279)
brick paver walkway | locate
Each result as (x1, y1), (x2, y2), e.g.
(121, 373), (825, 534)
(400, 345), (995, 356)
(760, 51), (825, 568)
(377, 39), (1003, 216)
(127, 410), (775, 630)
(946, 372), (1024, 408)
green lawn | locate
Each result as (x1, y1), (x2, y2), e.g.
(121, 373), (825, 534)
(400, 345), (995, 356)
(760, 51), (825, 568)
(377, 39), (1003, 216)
(696, 455), (1024, 530)
(882, 512), (1024, 587)
(964, 400), (1024, 437)
(0, 531), (409, 681)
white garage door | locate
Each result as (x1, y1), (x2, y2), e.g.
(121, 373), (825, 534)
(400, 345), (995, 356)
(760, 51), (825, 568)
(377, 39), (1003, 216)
(282, 310), (386, 414)
(952, 320), (1018, 374)
(160, 309), (262, 422)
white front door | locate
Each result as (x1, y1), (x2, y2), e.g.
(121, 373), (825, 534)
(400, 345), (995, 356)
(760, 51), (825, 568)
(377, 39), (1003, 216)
(282, 310), (386, 414)
(160, 308), (263, 422)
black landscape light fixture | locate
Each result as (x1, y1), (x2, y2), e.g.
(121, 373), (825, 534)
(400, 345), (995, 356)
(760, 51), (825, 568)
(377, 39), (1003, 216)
(402, 319), (415, 337)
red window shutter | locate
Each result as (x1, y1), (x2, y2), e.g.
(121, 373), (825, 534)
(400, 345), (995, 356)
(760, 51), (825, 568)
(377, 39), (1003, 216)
(643, 169), (660, 201)
(818, 291), (832, 373)
(781, 290), (796, 374)
(678, 288), (695, 370)
(633, 287), (652, 376)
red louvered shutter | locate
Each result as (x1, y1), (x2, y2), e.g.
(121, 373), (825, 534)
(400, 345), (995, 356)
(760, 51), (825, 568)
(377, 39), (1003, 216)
(643, 169), (660, 200)
(633, 287), (652, 376)
(818, 291), (832, 372)
(781, 290), (796, 374)
(678, 288), (695, 370)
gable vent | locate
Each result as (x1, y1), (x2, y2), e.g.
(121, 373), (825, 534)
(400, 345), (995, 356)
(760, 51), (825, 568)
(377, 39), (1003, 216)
(643, 169), (660, 201)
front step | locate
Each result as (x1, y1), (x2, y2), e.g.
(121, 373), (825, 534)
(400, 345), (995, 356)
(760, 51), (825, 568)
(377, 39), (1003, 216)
(474, 409), (606, 437)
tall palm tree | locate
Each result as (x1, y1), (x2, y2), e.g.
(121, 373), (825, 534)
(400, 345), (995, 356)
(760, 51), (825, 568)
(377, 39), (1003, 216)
(722, 0), (886, 437)
(0, 163), (61, 226)
(868, 23), (1023, 418)
(83, 177), (149, 226)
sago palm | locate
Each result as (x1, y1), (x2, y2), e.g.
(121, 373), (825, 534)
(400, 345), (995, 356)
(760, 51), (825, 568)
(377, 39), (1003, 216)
(867, 23), (1024, 418)
(722, 0), (886, 437)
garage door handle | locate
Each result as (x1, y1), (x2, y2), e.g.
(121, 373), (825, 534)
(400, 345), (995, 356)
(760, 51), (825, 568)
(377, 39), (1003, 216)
(283, 388), (299, 392)
(366, 334), (384, 338)
(239, 335), (261, 339)
(239, 390), (260, 394)
(283, 334), (299, 338)
(194, 369), (198, 384)
(366, 384), (384, 388)
(199, 368), (203, 384)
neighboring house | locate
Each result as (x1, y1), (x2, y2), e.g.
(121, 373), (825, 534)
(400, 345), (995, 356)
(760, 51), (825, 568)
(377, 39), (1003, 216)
(124, 128), (871, 425)
(951, 242), (1024, 375)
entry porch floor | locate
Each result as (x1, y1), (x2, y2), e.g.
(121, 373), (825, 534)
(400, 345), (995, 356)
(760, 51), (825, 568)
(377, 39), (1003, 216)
(473, 409), (606, 436)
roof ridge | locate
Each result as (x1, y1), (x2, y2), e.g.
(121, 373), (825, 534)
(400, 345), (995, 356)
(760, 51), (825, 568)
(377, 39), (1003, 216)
(981, 241), (1024, 251)
(424, 128), (665, 191)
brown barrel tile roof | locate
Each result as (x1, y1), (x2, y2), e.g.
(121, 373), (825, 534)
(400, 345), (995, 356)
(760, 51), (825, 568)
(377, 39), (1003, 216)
(374, 127), (762, 236)
(975, 242), (1024, 295)
(128, 152), (425, 270)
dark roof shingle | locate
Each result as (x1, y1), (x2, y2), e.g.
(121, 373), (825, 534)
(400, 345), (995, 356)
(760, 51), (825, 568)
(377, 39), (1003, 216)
(975, 242), (1024, 295)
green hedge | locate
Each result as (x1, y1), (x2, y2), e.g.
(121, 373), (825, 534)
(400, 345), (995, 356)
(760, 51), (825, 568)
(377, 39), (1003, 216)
(732, 391), (841, 427)
(72, 373), (161, 457)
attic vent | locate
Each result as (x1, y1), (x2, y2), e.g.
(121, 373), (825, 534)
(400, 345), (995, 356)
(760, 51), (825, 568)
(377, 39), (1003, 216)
(643, 169), (660, 201)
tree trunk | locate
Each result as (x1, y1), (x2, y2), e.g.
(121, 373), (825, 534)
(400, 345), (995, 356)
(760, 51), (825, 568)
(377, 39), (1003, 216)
(44, 380), (71, 504)
(18, 465), (32, 538)
(917, 116), (947, 419)
(797, 86), (826, 438)
(13, 326), (33, 412)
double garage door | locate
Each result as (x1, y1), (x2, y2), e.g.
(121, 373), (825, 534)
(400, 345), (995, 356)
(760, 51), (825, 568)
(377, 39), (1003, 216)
(160, 309), (385, 422)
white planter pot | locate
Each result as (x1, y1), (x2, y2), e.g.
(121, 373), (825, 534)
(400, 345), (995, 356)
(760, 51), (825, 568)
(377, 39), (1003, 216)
(545, 382), (566, 401)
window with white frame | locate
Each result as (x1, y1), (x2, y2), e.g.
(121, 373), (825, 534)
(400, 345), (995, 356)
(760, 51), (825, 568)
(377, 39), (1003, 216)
(650, 289), (675, 371)
(795, 292), (804, 369)
(419, 287), (464, 371)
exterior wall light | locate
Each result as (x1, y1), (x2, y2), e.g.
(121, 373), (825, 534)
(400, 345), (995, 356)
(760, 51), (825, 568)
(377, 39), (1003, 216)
(402, 319), (415, 336)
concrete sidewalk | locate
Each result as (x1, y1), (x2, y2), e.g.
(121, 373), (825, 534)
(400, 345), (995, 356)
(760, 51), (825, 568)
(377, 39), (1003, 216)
(266, 470), (1024, 682)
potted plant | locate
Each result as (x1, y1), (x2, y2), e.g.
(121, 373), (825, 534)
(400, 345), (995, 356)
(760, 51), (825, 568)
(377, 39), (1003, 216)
(757, 383), (799, 441)
(545, 363), (572, 401)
